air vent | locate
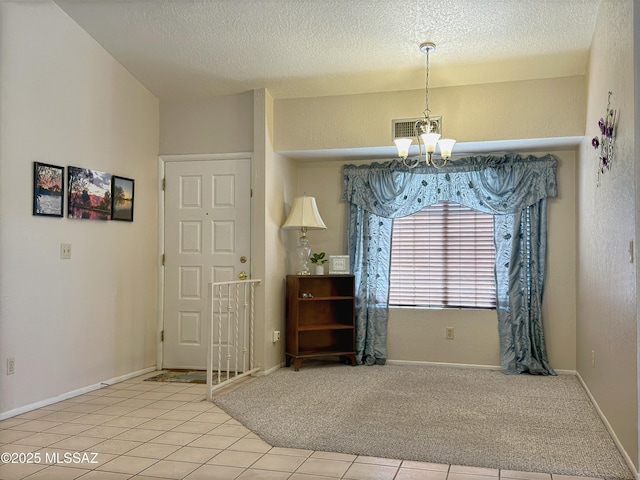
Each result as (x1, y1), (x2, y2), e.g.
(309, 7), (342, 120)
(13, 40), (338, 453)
(392, 116), (442, 140)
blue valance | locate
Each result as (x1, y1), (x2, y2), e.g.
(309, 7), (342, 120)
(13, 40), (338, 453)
(343, 154), (557, 217)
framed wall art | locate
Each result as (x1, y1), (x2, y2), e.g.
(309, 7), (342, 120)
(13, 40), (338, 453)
(68, 166), (112, 220)
(111, 175), (135, 222)
(33, 162), (64, 217)
(329, 255), (350, 274)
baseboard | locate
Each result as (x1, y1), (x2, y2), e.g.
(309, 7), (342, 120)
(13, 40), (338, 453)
(387, 360), (577, 376)
(0, 366), (157, 421)
(576, 371), (638, 479)
(258, 363), (282, 376)
(387, 359), (502, 370)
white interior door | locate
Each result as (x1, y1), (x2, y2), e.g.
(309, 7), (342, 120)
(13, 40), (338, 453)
(163, 158), (251, 369)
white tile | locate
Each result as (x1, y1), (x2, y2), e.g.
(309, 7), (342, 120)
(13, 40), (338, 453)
(126, 442), (181, 459)
(208, 449), (263, 468)
(21, 465), (89, 479)
(227, 437), (272, 454)
(450, 465), (499, 476)
(238, 469), (292, 479)
(268, 447), (313, 458)
(165, 446), (221, 464)
(447, 474), (497, 480)
(190, 412), (233, 424)
(296, 458), (352, 478)
(401, 461), (448, 472)
(48, 435), (104, 450)
(13, 432), (70, 447)
(91, 438), (143, 455)
(137, 418), (184, 431)
(251, 453), (307, 472)
(355, 456), (402, 467)
(0, 461), (48, 479)
(95, 454), (158, 475)
(114, 428), (163, 442)
(139, 459), (200, 479)
(78, 472), (131, 480)
(210, 423), (252, 437)
(311, 451), (357, 462)
(289, 474), (338, 480)
(184, 463), (244, 480)
(188, 434), (239, 450)
(395, 467), (448, 480)
(149, 431), (202, 446)
(343, 462), (399, 480)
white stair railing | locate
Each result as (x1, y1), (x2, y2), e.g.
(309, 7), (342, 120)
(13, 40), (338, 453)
(207, 279), (261, 401)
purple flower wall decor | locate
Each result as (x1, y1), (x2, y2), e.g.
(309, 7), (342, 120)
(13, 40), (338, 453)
(593, 91), (617, 186)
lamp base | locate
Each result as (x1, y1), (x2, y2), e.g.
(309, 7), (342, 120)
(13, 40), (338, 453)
(296, 234), (311, 275)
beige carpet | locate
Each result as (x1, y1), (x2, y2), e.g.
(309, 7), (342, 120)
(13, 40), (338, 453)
(214, 362), (633, 479)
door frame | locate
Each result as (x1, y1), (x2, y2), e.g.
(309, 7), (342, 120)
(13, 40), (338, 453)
(157, 153), (253, 370)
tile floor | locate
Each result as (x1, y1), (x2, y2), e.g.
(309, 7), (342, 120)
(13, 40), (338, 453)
(0, 371), (603, 480)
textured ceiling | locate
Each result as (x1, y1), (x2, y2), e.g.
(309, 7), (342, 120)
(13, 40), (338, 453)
(55, 0), (601, 102)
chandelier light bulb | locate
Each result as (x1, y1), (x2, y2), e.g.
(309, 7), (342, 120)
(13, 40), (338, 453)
(438, 139), (456, 159)
(420, 132), (441, 153)
(394, 138), (413, 159)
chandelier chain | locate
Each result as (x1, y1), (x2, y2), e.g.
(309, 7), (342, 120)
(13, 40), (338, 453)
(423, 46), (430, 121)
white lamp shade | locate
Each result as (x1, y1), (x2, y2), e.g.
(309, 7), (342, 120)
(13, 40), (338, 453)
(394, 138), (413, 159)
(420, 132), (441, 153)
(282, 196), (327, 230)
(438, 138), (456, 158)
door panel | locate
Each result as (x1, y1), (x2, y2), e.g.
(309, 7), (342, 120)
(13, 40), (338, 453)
(163, 158), (251, 369)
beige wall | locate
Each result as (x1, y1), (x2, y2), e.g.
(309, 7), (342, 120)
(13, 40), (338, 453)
(576, 0), (637, 469)
(297, 149), (577, 371)
(0, 2), (159, 415)
(276, 76), (585, 153)
(160, 93), (254, 155)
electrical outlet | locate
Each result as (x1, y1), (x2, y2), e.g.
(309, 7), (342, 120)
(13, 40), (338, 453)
(7, 357), (15, 375)
(60, 243), (71, 259)
(273, 330), (281, 343)
(445, 327), (455, 340)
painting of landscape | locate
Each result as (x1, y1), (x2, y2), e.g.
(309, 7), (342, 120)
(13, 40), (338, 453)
(68, 166), (112, 220)
(111, 176), (135, 222)
(33, 162), (64, 217)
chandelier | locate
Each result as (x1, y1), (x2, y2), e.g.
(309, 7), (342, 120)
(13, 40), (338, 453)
(395, 42), (455, 168)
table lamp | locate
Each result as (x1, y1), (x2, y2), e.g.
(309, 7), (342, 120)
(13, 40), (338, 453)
(282, 195), (327, 275)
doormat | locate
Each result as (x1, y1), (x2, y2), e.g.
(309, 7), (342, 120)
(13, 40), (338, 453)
(145, 369), (236, 384)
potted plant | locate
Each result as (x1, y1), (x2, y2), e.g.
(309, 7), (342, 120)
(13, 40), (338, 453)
(310, 252), (327, 275)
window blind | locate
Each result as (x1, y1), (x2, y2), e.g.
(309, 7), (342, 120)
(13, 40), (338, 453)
(389, 201), (496, 309)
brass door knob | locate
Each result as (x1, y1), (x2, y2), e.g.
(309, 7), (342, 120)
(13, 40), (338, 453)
(238, 271), (248, 280)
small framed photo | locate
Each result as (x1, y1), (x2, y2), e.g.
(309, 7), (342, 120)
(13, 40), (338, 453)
(111, 175), (135, 222)
(33, 162), (64, 217)
(68, 166), (112, 220)
(329, 255), (350, 274)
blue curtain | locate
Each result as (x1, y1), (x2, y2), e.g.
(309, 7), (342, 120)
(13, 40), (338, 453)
(343, 154), (557, 375)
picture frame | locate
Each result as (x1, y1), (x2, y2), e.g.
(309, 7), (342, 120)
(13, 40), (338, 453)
(329, 255), (350, 274)
(111, 175), (135, 222)
(33, 162), (64, 217)
(68, 166), (112, 220)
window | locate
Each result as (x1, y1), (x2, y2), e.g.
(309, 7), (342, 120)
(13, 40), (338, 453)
(389, 201), (496, 309)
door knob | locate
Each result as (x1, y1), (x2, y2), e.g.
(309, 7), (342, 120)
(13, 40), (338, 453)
(238, 271), (247, 280)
